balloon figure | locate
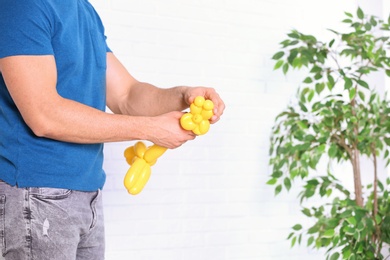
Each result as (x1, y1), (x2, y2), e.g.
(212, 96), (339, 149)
(123, 96), (214, 195)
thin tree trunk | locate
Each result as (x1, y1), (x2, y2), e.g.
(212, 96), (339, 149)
(351, 91), (363, 207)
(373, 147), (378, 217)
(372, 145), (381, 257)
(351, 148), (364, 207)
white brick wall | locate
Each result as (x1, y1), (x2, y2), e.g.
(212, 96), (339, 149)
(89, 0), (385, 259)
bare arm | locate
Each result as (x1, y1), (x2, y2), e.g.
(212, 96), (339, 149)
(106, 53), (188, 116)
(106, 53), (225, 122)
(0, 55), (195, 148)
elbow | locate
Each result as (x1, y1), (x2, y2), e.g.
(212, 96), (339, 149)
(31, 127), (50, 139)
(26, 117), (57, 139)
(29, 123), (52, 139)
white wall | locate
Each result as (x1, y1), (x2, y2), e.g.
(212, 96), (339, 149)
(90, 0), (385, 259)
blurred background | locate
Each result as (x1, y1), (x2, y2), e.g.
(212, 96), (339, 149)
(90, 0), (389, 259)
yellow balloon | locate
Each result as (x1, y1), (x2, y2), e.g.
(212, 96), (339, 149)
(123, 96), (215, 195)
(190, 103), (202, 115)
(194, 96), (205, 107)
(193, 114), (203, 124)
(201, 109), (213, 120)
(134, 141), (147, 158)
(124, 146), (136, 165)
(129, 165), (151, 195)
(180, 113), (196, 131)
(193, 126), (201, 135)
(203, 100), (214, 111)
(198, 119), (210, 135)
(144, 145), (167, 164)
(123, 158), (146, 191)
(181, 97), (214, 135)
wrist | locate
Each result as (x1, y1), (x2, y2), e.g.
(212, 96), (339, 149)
(177, 86), (190, 108)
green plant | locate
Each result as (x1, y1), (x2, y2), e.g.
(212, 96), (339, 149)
(268, 7), (390, 260)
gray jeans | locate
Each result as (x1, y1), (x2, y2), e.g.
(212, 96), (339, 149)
(0, 180), (105, 260)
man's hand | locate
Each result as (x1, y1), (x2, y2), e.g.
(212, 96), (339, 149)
(146, 111), (196, 149)
(182, 87), (225, 124)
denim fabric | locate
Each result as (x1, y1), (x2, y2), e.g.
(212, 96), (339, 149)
(0, 180), (105, 260)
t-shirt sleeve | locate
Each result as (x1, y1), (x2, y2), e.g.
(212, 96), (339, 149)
(0, 0), (54, 58)
(105, 36), (112, 53)
(88, 5), (112, 53)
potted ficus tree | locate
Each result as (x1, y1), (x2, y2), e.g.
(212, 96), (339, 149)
(268, 7), (390, 260)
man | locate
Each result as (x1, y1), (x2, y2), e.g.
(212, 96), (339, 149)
(0, 0), (225, 259)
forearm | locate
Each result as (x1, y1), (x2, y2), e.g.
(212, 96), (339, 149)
(0, 54), (199, 148)
(106, 53), (190, 116)
(119, 83), (189, 116)
(34, 96), (152, 144)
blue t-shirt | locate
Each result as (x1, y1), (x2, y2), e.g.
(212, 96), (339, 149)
(0, 0), (111, 191)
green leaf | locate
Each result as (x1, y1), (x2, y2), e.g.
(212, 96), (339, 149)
(283, 63), (289, 74)
(349, 88), (356, 100)
(307, 236), (314, 246)
(346, 216), (357, 226)
(302, 208), (312, 217)
(344, 77), (353, 89)
(330, 252), (340, 260)
(272, 51), (284, 60)
(370, 16), (377, 26)
(322, 229), (335, 238)
(310, 66), (322, 74)
(314, 72), (322, 80)
(297, 121), (308, 129)
(284, 177), (292, 190)
(364, 23), (372, 31)
(308, 225), (319, 234)
(292, 224), (303, 231)
(315, 83), (325, 94)
(303, 77), (313, 84)
(327, 74), (335, 89)
(291, 236), (297, 247)
(280, 39), (290, 47)
(266, 178), (278, 185)
(288, 32), (300, 39)
(345, 12), (353, 18)
(299, 102), (308, 112)
(343, 248), (352, 259)
(386, 70), (390, 77)
(357, 91), (365, 101)
(274, 60), (284, 70)
(357, 221), (365, 231)
(272, 170), (283, 178)
(287, 50), (298, 63)
(340, 209), (352, 218)
(329, 39), (335, 47)
(275, 184), (282, 195)
(328, 29), (340, 35)
(357, 7), (364, 19)
(307, 90), (315, 102)
(375, 214), (382, 224)
(343, 226), (355, 235)
(356, 79), (369, 88)
(328, 144), (338, 158)
(342, 19), (352, 23)
(292, 57), (301, 68)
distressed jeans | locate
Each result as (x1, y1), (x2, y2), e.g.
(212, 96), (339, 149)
(0, 180), (105, 260)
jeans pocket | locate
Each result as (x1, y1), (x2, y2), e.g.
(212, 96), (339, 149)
(30, 188), (72, 200)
